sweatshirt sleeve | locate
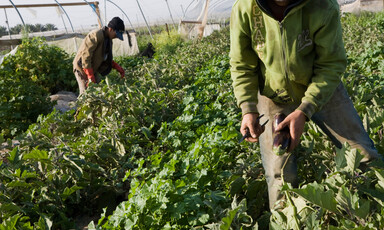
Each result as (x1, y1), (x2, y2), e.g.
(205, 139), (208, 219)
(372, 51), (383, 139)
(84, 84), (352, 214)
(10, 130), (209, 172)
(229, 1), (261, 115)
(297, 4), (347, 119)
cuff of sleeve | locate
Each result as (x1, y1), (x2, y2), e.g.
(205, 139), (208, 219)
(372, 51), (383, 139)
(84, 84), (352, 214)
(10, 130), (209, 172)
(297, 101), (317, 120)
(240, 102), (258, 116)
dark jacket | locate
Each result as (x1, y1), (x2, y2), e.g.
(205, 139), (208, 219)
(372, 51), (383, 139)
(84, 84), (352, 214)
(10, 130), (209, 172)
(73, 27), (113, 76)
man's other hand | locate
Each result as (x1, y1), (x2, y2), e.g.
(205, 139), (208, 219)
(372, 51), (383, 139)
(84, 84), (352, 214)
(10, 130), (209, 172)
(275, 110), (306, 152)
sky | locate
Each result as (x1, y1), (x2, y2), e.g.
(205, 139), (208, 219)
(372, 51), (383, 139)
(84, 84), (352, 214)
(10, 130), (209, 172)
(0, 0), (234, 32)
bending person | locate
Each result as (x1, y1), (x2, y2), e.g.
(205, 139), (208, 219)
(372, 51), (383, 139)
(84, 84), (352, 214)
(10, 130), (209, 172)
(73, 17), (126, 95)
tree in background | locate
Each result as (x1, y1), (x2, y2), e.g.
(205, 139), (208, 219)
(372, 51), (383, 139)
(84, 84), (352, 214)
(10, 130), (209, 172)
(33, 23), (46, 32)
(0, 26), (7, 37)
(2, 23), (58, 35)
(44, 23), (57, 31)
(9, 24), (23, 35)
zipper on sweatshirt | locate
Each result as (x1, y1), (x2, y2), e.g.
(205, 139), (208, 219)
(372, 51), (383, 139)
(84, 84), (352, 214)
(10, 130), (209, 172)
(279, 22), (288, 79)
(279, 22), (297, 102)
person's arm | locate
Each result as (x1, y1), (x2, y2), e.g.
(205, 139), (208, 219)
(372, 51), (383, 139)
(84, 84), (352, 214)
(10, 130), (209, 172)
(230, 1), (261, 116)
(297, 5), (347, 119)
(230, 1), (264, 140)
(277, 5), (347, 151)
(83, 68), (96, 86)
(111, 60), (125, 78)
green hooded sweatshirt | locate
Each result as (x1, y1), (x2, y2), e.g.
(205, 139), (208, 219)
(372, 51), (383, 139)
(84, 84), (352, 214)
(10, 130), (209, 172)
(229, 0), (347, 119)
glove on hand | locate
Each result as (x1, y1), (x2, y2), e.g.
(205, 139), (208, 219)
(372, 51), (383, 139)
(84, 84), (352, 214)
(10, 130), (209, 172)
(83, 68), (96, 87)
(112, 61), (125, 78)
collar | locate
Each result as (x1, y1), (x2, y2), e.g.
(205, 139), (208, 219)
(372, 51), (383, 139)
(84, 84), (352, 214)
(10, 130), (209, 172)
(256, 0), (307, 19)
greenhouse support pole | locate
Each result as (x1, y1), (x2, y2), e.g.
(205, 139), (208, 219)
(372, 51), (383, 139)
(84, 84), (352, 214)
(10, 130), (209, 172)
(54, 0), (75, 32)
(104, 0), (107, 25)
(3, 9), (12, 40)
(135, 0), (153, 39)
(183, 0), (196, 19)
(8, 0), (25, 27)
(198, 0), (209, 39)
(106, 0), (135, 31)
(60, 11), (69, 34)
(164, 0), (176, 30)
(3, 8), (13, 49)
(82, 0), (104, 28)
(180, 4), (185, 17)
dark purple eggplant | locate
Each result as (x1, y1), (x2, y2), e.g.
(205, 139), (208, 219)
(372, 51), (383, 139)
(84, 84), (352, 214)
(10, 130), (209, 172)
(272, 113), (291, 155)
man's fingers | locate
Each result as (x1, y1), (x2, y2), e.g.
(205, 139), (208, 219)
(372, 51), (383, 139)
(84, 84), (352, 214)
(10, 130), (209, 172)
(246, 137), (259, 143)
(240, 126), (249, 136)
(240, 125), (260, 142)
(275, 120), (287, 131)
(240, 113), (267, 143)
(249, 125), (256, 138)
(289, 136), (300, 152)
(288, 126), (301, 152)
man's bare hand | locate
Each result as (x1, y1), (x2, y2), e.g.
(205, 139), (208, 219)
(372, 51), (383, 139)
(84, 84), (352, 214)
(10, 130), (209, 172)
(241, 113), (265, 143)
(275, 110), (306, 152)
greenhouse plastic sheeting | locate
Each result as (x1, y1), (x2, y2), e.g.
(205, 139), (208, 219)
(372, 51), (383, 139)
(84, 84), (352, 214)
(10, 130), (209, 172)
(46, 32), (139, 56)
(0, 0), (235, 31)
(182, 0), (234, 22)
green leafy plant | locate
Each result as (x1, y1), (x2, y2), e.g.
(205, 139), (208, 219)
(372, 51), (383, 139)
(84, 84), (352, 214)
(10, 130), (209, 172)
(270, 144), (384, 229)
(0, 11), (383, 230)
(1, 37), (76, 94)
(0, 37), (77, 138)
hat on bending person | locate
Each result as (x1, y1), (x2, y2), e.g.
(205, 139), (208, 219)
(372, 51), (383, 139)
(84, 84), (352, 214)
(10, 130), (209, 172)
(108, 17), (125, 41)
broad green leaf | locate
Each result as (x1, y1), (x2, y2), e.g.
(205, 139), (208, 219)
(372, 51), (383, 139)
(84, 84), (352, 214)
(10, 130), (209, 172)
(61, 185), (83, 201)
(8, 181), (30, 188)
(339, 219), (357, 229)
(62, 154), (83, 178)
(335, 146), (347, 171)
(355, 199), (370, 219)
(198, 213), (210, 224)
(20, 171), (37, 180)
(291, 182), (339, 213)
(230, 177), (245, 196)
(0, 203), (23, 213)
(23, 149), (48, 160)
(374, 169), (384, 190)
(210, 190), (226, 203)
(219, 197), (248, 230)
(7, 147), (21, 164)
(360, 187), (384, 206)
(36, 215), (52, 230)
(124, 214), (139, 230)
(336, 144), (364, 173)
(270, 210), (287, 230)
(345, 148), (363, 173)
(336, 185), (369, 219)
(220, 207), (238, 230)
(304, 212), (320, 230)
(87, 221), (97, 230)
(336, 185), (355, 211)
(116, 140), (126, 156)
(0, 214), (20, 230)
(141, 126), (152, 139)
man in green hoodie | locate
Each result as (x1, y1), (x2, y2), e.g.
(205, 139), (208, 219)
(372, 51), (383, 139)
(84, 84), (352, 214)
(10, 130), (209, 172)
(230, 0), (382, 209)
